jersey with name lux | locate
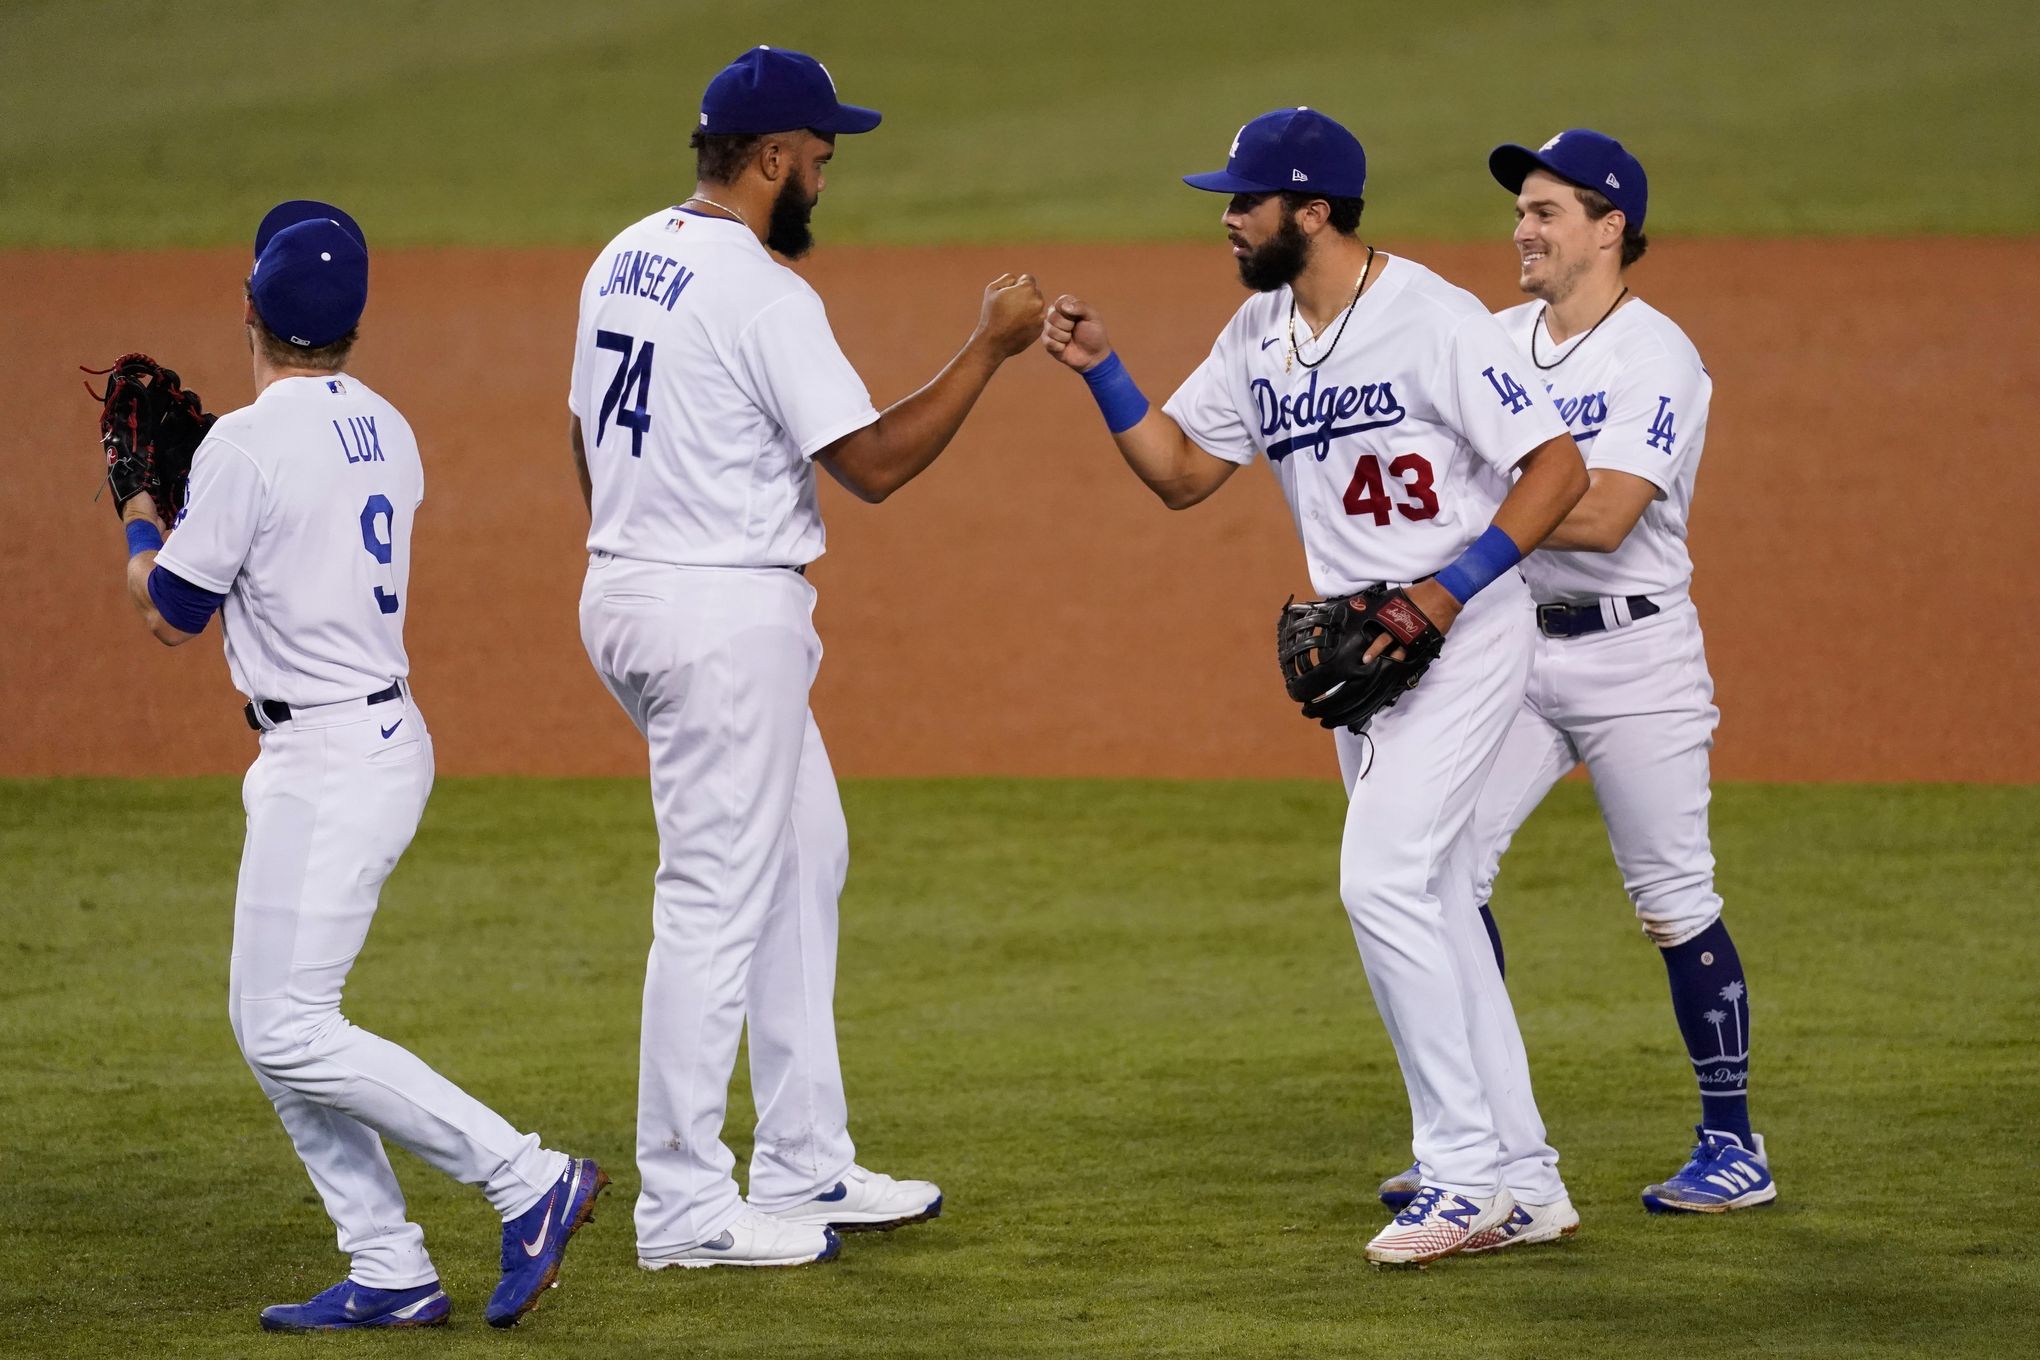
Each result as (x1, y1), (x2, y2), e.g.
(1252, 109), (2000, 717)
(1165, 255), (1566, 598)
(569, 208), (880, 569)
(1494, 299), (1710, 603)
(154, 375), (419, 708)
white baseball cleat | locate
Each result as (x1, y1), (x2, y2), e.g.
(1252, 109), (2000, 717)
(758, 1165), (943, 1233)
(1459, 1194), (1581, 1254)
(637, 1210), (840, 1270)
(1364, 1185), (1517, 1266)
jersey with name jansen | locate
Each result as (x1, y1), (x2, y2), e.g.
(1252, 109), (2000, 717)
(569, 209), (880, 569)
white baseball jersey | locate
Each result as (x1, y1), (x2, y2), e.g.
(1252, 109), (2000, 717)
(568, 208), (880, 568)
(1494, 299), (1710, 602)
(156, 375), (418, 707)
(1164, 255), (1567, 596)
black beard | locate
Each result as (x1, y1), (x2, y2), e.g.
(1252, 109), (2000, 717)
(1236, 212), (1309, 292)
(766, 173), (816, 259)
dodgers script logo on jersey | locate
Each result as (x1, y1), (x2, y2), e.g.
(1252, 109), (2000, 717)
(1253, 370), (1407, 463)
(1541, 385), (1611, 443)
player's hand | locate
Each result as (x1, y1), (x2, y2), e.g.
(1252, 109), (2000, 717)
(974, 273), (1047, 360)
(1362, 578), (1461, 663)
(1042, 295), (1113, 372)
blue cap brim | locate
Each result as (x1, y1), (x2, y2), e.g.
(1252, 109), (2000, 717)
(1183, 169), (1281, 194)
(1488, 144), (1547, 195)
(815, 104), (882, 134)
(255, 199), (365, 257)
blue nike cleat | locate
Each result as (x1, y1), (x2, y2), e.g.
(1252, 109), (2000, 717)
(1642, 1128), (1778, 1213)
(486, 1156), (610, 1327)
(258, 1278), (449, 1332)
(1378, 1161), (1422, 1211)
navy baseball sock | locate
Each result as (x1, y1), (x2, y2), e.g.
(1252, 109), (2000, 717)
(1479, 905), (1505, 979)
(1659, 918), (1753, 1145)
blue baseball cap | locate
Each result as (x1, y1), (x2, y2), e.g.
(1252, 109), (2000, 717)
(252, 198), (365, 258)
(248, 216), (368, 348)
(1183, 107), (1367, 199)
(1490, 129), (1648, 230)
(699, 46), (882, 136)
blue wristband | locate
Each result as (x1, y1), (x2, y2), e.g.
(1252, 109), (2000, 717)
(1435, 525), (1522, 605)
(1079, 351), (1150, 435)
(124, 518), (164, 559)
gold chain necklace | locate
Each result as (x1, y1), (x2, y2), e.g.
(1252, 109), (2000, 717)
(681, 194), (752, 231)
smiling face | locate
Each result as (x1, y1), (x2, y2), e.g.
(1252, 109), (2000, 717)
(1512, 168), (1624, 303)
(1223, 192), (1312, 291)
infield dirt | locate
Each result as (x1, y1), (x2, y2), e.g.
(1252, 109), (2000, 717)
(5, 238), (2035, 780)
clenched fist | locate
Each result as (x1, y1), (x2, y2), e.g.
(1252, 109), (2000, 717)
(974, 273), (1048, 360)
(1042, 295), (1113, 372)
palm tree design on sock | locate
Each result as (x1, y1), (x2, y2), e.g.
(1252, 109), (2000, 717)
(1720, 979), (1747, 1057)
(1704, 1008), (1728, 1054)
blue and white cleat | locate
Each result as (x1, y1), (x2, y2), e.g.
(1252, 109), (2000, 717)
(1364, 1185), (1516, 1266)
(258, 1278), (449, 1332)
(760, 1165), (943, 1233)
(1642, 1128), (1777, 1213)
(1377, 1161), (1422, 1211)
(486, 1156), (610, 1327)
(1460, 1195), (1581, 1254)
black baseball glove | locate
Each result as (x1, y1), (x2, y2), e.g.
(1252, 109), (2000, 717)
(83, 352), (216, 523)
(1276, 585), (1448, 733)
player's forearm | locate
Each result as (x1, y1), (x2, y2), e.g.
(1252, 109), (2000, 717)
(1536, 468), (1655, 553)
(123, 549), (192, 646)
(830, 336), (1005, 503)
(568, 416), (591, 512)
(1113, 411), (1227, 510)
(1491, 434), (1589, 553)
(1540, 507), (1625, 553)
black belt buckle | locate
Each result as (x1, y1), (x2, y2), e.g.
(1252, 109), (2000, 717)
(1535, 602), (1576, 639)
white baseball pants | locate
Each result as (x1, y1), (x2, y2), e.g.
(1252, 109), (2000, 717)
(579, 556), (856, 1256)
(1334, 573), (1564, 1203)
(229, 695), (566, 1290)
(1471, 600), (1723, 948)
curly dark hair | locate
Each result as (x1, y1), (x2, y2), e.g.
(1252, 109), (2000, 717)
(1280, 191), (1364, 235)
(688, 129), (767, 184)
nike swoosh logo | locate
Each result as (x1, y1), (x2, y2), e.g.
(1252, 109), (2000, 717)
(1260, 337), (1281, 351)
(702, 1230), (735, 1251)
(380, 719), (403, 739)
(815, 1181), (849, 1203)
(521, 1192), (556, 1257)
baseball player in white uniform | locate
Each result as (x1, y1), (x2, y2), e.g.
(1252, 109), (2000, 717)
(1043, 108), (1589, 1265)
(115, 200), (604, 1331)
(568, 48), (1044, 1270)
(1391, 131), (1772, 1215)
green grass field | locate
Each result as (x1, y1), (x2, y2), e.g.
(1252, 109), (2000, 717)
(5, 0), (2037, 247)
(2, 778), (2035, 1357)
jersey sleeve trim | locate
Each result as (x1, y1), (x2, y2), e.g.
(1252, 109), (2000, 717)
(798, 406), (881, 460)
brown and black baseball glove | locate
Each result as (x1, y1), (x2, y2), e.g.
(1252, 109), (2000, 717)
(1276, 585), (1447, 733)
(83, 352), (216, 523)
